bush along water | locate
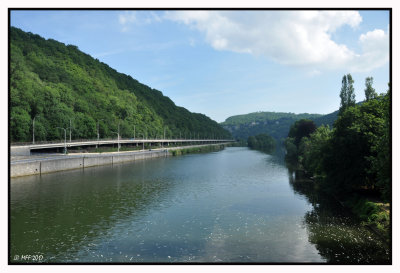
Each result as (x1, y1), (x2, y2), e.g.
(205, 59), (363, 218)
(170, 144), (226, 156)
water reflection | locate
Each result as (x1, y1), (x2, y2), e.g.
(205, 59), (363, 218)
(10, 159), (176, 262)
(288, 173), (391, 264)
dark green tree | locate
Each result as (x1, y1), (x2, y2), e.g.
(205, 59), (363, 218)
(288, 119), (317, 147)
(369, 86), (391, 200)
(299, 125), (332, 176)
(284, 137), (298, 165)
(364, 77), (377, 101)
(323, 95), (387, 196)
(339, 74), (356, 115)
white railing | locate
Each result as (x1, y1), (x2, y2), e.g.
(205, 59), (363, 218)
(11, 138), (235, 147)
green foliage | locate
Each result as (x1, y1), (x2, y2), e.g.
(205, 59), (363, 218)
(299, 125), (332, 176)
(288, 119), (317, 146)
(369, 86), (391, 201)
(284, 119), (317, 166)
(346, 196), (390, 236)
(323, 96), (387, 196)
(223, 111), (322, 125)
(313, 110), (338, 127)
(284, 76), (390, 202)
(171, 145), (225, 156)
(339, 73), (356, 115)
(10, 106), (31, 141)
(365, 77), (377, 101)
(284, 137), (298, 165)
(10, 27), (231, 142)
(247, 133), (276, 153)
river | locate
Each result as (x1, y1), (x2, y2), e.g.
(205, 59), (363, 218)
(10, 147), (390, 263)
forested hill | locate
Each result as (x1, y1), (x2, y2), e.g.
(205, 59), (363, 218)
(10, 27), (231, 142)
(313, 110), (338, 127)
(221, 111), (337, 141)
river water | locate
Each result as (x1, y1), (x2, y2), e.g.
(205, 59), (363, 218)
(10, 147), (390, 263)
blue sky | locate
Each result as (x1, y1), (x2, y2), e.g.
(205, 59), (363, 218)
(10, 10), (390, 122)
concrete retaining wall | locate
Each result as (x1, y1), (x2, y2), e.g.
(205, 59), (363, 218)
(10, 161), (41, 177)
(11, 150), (168, 178)
(11, 144), (226, 178)
(112, 153), (136, 164)
(83, 156), (113, 168)
(40, 157), (84, 174)
(112, 150), (166, 164)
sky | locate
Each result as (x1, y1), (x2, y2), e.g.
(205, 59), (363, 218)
(10, 9), (390, 122)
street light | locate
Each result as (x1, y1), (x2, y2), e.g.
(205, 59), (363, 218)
(32, 116), (36, 144)
(96, 119), (105, 149)
(56, 127), (68, 154)
(69, 119), (73, 142)
(110, 121), (120, 152)
(162, 127), (166, 148)
(32, 115), (40, 144)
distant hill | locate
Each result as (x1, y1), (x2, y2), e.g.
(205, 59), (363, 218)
(313, 110), (339, 127)
(311, 101), (368, 128)
(221, 110), (339, 141)
(10, 27), (231, 142)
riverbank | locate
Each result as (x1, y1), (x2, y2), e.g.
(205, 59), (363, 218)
(343, 195), (390, 243)
(170, 144), (226, 156)
(291, 172), (390, 243)
(10, 143), (231, 178)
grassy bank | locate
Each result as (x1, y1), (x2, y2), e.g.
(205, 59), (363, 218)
(287, 162), (390, 242)
(344, 195), (390, 241)
(170, 144), (226, 156)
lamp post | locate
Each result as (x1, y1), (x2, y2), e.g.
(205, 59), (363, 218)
(162, 127), (166, 148)
(96, 119), (105, 149)
(111, 131), (120, 152)
(32, 115), (44, 144)
(111, 121), (120, 152)
(56, 127), (68, 154)
(32, 116), (36, 144)
(69, 119), (72, 142)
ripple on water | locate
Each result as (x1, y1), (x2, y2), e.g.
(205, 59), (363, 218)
(10, 147), (390, 263)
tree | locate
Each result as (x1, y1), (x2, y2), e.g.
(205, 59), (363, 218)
(323, 96), (387, 196)
(339, 74), (356, 115)
(9, 27), (232, 142)
(247, 133), (276, 153)
(364, 77), (377, 101)
(370, 86), (391, 200)
(284, 137), (298, 164)
(299, 125), (332, 177)
(288, 119), (317, 147)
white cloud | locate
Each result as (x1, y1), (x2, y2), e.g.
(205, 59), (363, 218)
(118, 11), (161, 32)
(164, 10), (388, 72)
(308, 69), (322, 77)
(352, 28), (389, 72)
